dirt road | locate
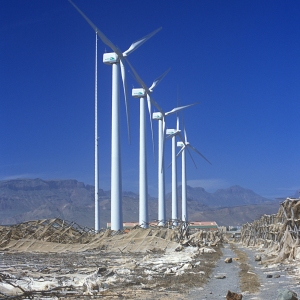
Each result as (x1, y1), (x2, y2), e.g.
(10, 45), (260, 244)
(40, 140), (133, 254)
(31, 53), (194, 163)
(189, 242), (300, 299)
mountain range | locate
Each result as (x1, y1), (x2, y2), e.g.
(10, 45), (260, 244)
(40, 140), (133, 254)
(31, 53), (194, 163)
(0, 178), (282, 228)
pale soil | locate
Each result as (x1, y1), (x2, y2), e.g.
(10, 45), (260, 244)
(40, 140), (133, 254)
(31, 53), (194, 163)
(1, 233), (300, 299)
(0, 245), (222, 299)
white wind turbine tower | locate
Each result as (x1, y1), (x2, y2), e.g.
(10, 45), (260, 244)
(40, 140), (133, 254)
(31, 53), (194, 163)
(69, 0), (161, 231)
(132, 69), (170, 228)
(152, 103), (197, 226)
(166, 114), (181, 226)
(177, 123), (211, 222)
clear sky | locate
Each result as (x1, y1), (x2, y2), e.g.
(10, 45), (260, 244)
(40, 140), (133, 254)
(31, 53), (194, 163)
(1, 0), (300, 200)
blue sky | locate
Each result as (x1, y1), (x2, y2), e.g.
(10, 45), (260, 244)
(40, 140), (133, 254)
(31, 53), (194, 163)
(1, 0), (300, 200)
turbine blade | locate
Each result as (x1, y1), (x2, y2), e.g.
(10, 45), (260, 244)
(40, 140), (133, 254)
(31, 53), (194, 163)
(181, 113), (188, 143)
(148, 94), (164, 114)
(176, 114), (180, 131)
(125, 58), (149, 91)
(178, 132), (185, 144)
(68, 0), (122, 56)
(186, 147), (198, 169)
(147, 95), (155, 161)
(125, 58), (164, 113)
(176, 145), (185, 157)
(175, 88), (180, 132)
(184, 126), (187, 143)
(165, 102), (199, 116)
(187, 144), (212, 165)
(120, 59), (131, 143)
(149, 68), (171, 92)
(123, 27), (162, 56)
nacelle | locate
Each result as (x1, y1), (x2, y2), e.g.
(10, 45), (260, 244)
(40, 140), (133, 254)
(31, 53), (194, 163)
(166, 129), (176, 135)
(177, 141), (185, 147)
(103, 52), (119, 64)
(152, 112), (163, 120)
(132, 88), (146, 98)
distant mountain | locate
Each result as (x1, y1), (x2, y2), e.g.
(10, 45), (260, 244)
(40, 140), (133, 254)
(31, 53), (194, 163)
(167, 185), (271, 207)
(0, 178), (281, 228)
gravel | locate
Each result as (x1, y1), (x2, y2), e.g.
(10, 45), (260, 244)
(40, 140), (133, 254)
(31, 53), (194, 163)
(188, 242), (300, 299)
(189, 244), (241, 299)
(241, 245), (300, 300)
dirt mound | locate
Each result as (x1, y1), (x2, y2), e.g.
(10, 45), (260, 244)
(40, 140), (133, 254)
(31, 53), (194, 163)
(0, 218), (224, 253)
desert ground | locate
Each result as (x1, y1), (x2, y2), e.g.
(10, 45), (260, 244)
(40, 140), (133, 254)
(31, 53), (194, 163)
(1, 218), (300, 299)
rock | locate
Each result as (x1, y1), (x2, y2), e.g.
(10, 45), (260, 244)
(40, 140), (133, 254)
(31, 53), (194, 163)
(254, 255), (261, 261)
(277, 289), (298, 300)
(274, 274), (280, 278)
(226, 290), (243, 299)
(224, 257), (233, 263)
(215, 274), (226, 279)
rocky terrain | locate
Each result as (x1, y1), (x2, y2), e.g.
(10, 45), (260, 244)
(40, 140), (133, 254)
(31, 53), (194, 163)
(0, 178), (280, 228)
(1, 219), (300, 299)
(0, 219), (224, 299)
(1, 198), (300, 299)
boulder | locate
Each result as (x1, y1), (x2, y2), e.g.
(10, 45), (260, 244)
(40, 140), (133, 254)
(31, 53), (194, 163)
(224, 257), (233, 263)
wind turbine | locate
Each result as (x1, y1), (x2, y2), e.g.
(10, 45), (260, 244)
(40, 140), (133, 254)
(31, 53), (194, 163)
(166, 115), (181, 226)
(69, 0), (161, 231)
(177, 123), (211, 222)
(152, 103), (197, 226)
(121, 58), (195, 226)
(132, 69), (170, 228)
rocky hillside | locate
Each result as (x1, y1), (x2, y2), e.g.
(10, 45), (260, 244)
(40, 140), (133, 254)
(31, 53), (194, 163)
(167, 185), (271, 207)
(0, 178), (280, 228)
